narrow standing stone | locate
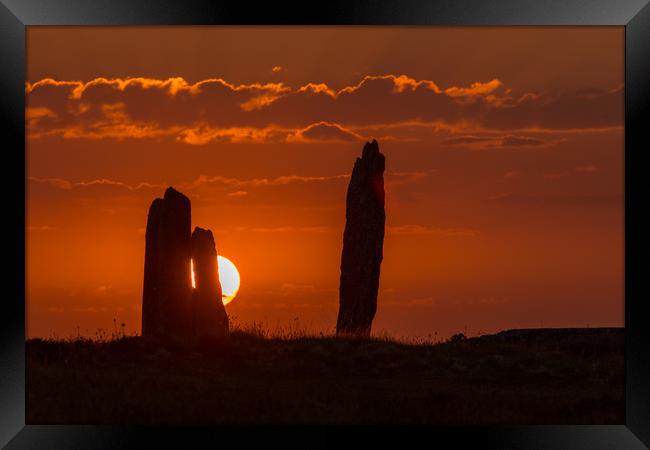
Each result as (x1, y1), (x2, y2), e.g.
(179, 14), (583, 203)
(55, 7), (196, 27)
(191, 227), (229, 337)
(337, 139), (386, 337)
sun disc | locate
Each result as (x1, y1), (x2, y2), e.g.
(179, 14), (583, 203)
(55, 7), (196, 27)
(217, 255), (240, 305)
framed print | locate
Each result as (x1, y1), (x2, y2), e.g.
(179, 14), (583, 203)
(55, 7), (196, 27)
(1, 0), (649, 448)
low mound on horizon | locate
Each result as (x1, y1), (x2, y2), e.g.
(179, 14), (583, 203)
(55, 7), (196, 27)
(26, 327), (624, 425)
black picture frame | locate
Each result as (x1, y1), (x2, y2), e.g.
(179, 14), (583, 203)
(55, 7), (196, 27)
(2, 0), (648, 448)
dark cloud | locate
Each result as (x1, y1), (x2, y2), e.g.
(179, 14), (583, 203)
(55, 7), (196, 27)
(480, 86), (623, 131)
(26, 75), (623, 144)
(443, 135), (495, 145)
(444, 134), (551, 149)
(500, 136), (547, 147)
(487, 193), (621, 207)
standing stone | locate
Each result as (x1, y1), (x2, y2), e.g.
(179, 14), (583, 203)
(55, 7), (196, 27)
(142, 187), (193, 338)
(337, 139), (386, 337)
(191, 227), (229, 337)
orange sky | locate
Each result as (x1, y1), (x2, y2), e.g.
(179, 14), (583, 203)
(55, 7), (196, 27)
(26, 27), (624, 339)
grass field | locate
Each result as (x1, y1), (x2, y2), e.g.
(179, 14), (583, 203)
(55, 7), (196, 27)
(26, 327), (624, 424)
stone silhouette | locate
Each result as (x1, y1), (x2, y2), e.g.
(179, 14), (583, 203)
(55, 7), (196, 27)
(142, 187), (193, 338)
(337, 139), (386, 337)
(191, 227), (229, 337)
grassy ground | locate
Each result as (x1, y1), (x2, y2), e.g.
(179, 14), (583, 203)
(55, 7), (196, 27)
(26, 327), (624, 424)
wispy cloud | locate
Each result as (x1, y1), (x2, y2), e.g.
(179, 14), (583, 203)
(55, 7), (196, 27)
(226, 190), (248, 198)
(542, 164), (601, 181)
(443, 134), (555, 149)
(487, 193), (620, 206)
(287, 122), (365, 143)
(576, 165), (599, 173)
(234, 226), (333, 234)
(184, 173), (349, 190)
(387, 225), (479, 237)
(27, 225), (56, 231)
(29, 176), (164, 191)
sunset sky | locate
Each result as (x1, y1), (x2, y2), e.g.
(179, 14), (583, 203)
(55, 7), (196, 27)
(26, 27), (624, 339)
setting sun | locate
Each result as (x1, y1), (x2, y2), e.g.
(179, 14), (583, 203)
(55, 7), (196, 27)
(218, 255), (240, 305)
(191, 255), (240, 305)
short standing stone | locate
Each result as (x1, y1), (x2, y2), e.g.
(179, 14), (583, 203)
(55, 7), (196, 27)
(336, 139), (386, 337)
(141, 187), (193, 338)
(191, 227), (229, 337)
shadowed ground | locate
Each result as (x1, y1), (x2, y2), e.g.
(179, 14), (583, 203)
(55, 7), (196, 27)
(26, 328), (623, 424)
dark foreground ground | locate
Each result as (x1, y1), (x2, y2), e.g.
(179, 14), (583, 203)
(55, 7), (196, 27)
(26, 327), (623, 424)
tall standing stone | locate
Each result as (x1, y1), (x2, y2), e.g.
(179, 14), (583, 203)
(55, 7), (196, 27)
(191, 227), (229, 337)
(142, 187), (193, 338)
(337, 139), (386, 337)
